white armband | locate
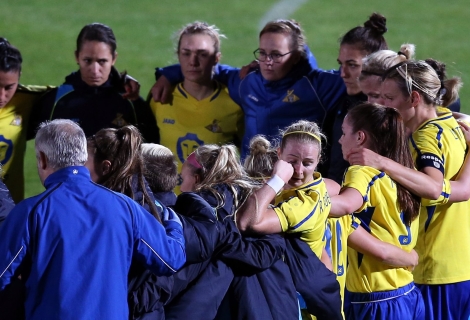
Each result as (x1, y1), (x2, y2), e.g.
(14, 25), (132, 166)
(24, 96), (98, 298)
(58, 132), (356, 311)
(266, 174), (285, 193)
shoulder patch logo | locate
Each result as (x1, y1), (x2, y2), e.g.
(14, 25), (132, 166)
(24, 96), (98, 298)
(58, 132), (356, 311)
(282, 90), (299, 103)
(112, 113), (129, 127)
(10, 113), (22, 126)
(205, 119), (222, 133)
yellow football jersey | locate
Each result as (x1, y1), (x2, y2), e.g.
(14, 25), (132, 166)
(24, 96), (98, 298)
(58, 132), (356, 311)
(343, 165), (418, 293)
(409, 112), (470, 284)
(274, 172), (331, 258)
(0, 85), (50, 202)
(329, 214), (360, 310)
(150, 82), (243, 194)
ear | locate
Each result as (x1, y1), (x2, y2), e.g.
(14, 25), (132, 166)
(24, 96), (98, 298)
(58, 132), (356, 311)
(410, 91), (421, 107)
(277, 147), (282, 158)
(194, 174), (201, 184)
(357, 130), (367, 146)
(101, 160), (112, 176)
(214, 52), (221, 65)
(111, 51), (118, 65)
(75, 50), (79, 63)
(38, 151), (48, 170)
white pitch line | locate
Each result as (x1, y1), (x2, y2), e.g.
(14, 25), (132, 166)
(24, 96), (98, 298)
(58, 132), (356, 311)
(258, 0), (308, 30)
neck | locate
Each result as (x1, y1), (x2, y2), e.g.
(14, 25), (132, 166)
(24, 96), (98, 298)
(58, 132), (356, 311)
(182, 79), (216, 101)
(407, 103), (438, 133)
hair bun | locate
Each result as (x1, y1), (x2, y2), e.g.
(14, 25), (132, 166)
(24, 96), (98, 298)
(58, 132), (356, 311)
(364, 13), (387, 35)
(0, 37), (10, 46)
(249, 135), (271, 156)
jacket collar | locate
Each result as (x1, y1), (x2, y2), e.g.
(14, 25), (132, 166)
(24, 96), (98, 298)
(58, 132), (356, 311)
(44, 166), (91, 189)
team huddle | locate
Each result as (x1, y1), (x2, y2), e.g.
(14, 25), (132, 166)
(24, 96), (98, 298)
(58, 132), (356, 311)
(0, 11), (469, 320)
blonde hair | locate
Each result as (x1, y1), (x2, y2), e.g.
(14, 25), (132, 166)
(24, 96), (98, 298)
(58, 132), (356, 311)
(360, 43), (415, 80)
(244, 135), (278, 180)
(188, 144), (254, 215)
(383, 59), (462, 107)
(176, 21), (226, 54)
(280, 120), (325, 158)
(141, 143), (178, 193)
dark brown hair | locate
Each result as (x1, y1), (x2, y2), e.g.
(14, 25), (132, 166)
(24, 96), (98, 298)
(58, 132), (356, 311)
(0, 38), (22, 73)
(340, 13), (388, 54)
(346, 103), (420, 225)
(76, 23), (117, 58)
(260, 19), (307, 60)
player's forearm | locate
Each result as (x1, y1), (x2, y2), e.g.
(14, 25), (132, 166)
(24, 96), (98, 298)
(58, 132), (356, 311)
(236, 185), (276, 232)
(381, 157), (441, 199)
(449, 151), (470, 202)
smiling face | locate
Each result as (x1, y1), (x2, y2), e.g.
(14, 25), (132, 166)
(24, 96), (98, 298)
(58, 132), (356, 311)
(338, 44), (365, 95)
(178, 33), (220, 86)
(278, 140), (319, 188)
(0, 70), (19, 108)
(359, 74), (383, 104)
(75, 40), (116, 87)
(258, 32), (299, 82)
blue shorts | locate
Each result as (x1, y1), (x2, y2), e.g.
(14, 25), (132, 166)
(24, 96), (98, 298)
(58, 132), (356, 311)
(417, 280), (470, 320)
(345, 282), (424, 320)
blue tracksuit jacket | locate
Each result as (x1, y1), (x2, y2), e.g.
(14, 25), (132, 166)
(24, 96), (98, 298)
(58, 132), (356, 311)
(157, 61), (345, 158)
(0, 166), (185, 320)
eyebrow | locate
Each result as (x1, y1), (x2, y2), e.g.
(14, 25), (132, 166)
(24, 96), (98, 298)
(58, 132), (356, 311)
(337, 58), (359, 64)
(287, 154), (315, 161)
(180, 48), (210, 53)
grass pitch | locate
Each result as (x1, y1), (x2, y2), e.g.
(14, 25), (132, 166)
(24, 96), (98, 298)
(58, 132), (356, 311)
(2, 0), (469, 197)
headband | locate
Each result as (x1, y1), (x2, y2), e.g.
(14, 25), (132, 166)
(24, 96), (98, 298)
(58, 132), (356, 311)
(283, 131), (321, 143)
(186, 151), (203, 169)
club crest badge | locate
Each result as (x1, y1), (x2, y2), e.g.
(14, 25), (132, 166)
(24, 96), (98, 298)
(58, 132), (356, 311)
(112, 113), (129, 127)
(205, 119), (222, 133)
(10, 114), (22, 126)
(282, 90), (299, 103)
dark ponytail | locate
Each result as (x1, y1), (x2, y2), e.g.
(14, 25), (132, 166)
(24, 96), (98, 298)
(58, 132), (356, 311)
(347, 103), (420, 225)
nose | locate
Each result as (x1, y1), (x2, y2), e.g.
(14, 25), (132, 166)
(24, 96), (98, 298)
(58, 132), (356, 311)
(292, 162), (303, 175)
(340, 66), (347, 79)
(264, 54), (274, 65)
(0, 88), (6, 101)
(338, 135), (343, 145)
(90, 62), (100, 75)
(189, 53), (199, 66)
(374, 96), (385, 106)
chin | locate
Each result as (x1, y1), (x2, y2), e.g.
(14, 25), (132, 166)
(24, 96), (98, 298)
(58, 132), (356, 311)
(288, 179), (304, 188)
(261, 71), (281, 82)
(346, 87), (361, 96)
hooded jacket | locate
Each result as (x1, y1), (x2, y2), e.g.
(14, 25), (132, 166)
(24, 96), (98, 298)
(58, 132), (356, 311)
(29, 69), (159, 142)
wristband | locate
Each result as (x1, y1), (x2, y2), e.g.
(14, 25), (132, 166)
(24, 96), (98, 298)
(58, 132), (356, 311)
(266, 174), (285, 193)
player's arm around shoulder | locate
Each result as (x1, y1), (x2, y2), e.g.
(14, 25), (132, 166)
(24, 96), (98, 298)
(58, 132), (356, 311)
(131, 199), (185, 276)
